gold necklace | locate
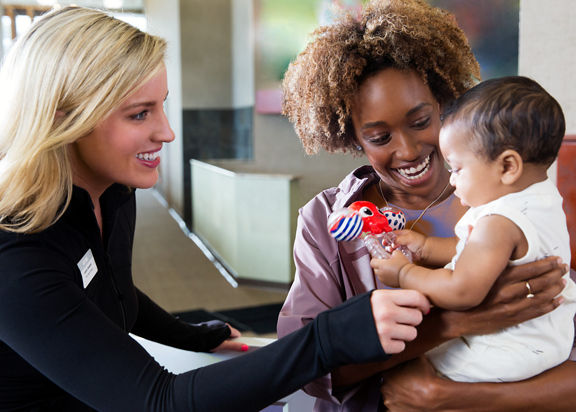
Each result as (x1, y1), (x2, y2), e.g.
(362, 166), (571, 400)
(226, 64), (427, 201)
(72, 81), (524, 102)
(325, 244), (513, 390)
(377, 180), (451, 231)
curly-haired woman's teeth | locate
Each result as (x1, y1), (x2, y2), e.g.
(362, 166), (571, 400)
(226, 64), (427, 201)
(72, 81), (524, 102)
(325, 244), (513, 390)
(396, 154), (430, 180)
(136, 152), (159, 161)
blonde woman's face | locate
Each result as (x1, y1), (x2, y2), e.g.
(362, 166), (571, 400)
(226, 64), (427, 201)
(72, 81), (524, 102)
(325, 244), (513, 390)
(69, 66), (174, 199)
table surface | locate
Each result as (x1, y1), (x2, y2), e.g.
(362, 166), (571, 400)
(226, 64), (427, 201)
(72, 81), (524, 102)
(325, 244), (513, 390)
(131, 334), (316, 411)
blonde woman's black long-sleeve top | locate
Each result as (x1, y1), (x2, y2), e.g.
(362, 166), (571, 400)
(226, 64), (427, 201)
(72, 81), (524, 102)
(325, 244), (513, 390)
(0, 185), (389, 411)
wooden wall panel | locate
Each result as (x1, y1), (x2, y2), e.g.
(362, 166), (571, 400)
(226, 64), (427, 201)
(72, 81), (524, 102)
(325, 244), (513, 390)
(557, 136), (576, 269)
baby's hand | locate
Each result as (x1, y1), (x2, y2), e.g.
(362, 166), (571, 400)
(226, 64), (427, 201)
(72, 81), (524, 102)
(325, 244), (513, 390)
(393, 230), (427, 262)
(371, 250), (412, 288)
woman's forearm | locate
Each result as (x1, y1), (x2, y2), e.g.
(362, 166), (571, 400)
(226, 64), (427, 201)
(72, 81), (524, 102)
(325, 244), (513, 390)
(333, 308), (456, 388)
(427, 361), (576, 412)
(381, 357), (576, 412)
(334, 295), (565, 390)
(335, 254), (569, 392)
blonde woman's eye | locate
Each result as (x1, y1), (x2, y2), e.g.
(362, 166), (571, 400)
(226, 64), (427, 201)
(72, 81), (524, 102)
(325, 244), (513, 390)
(131, 111), (148, 121)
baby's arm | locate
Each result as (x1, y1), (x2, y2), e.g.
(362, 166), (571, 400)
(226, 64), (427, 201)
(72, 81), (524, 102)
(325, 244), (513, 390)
(394, 230), (457, 267)
(374, 215), (525, 311)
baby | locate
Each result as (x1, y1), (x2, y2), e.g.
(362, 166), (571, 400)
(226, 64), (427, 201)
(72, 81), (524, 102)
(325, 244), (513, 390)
(373, 76), (576, 382)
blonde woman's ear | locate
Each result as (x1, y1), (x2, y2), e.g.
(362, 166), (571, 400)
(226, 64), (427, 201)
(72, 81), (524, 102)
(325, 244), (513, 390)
(55, 111), (66, 118)
(499, 149), (523, 185)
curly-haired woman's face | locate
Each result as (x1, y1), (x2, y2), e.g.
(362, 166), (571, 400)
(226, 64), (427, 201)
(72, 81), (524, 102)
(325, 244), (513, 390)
(351, 68), (451, 208)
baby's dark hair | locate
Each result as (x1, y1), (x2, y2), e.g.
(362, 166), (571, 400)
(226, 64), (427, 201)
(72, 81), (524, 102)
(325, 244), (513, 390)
(442, 76), (565, 167)
(281, 0), (480, 154)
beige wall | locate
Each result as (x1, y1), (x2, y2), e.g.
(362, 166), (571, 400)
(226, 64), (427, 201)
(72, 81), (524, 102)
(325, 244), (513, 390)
(180, 0), (233, 109)
(519, 0), (575, 134)
(519, 0), (575, 183)
(145, 0), (184, 214)
(178, 0), (253, 109)
(0, 5), (3, 61)
(232, 0), (255, 108)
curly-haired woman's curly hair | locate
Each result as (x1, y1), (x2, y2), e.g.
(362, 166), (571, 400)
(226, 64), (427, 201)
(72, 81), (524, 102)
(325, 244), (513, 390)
(282, 0), (480, 154)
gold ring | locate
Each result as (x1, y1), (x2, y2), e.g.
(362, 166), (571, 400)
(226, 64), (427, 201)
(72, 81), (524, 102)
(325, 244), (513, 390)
(525, 281), (535, 299)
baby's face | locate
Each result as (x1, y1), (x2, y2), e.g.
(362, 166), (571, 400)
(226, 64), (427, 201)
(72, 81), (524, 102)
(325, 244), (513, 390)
(439, 122), (502, 208)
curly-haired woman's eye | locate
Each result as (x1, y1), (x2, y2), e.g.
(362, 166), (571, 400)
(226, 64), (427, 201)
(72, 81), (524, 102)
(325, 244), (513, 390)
(412, 116), (431, 129)
(367, 133), (392, 145)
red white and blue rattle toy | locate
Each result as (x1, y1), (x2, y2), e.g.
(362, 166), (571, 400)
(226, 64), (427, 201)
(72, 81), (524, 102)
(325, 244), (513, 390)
(327, 201), (411, 260)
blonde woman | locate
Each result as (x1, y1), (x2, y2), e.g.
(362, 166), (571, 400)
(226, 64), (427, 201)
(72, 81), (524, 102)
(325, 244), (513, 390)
(0, 7), (430, 411)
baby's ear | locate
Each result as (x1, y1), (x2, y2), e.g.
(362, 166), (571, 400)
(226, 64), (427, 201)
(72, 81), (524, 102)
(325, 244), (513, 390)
(498, 149), (523, 185)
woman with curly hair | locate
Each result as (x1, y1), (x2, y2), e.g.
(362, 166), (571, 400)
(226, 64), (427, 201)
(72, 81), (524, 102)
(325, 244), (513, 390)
(278, 0), (575, 410)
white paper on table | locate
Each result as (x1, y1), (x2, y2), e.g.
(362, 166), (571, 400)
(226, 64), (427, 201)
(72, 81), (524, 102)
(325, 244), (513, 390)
(130, 334), (274, 373)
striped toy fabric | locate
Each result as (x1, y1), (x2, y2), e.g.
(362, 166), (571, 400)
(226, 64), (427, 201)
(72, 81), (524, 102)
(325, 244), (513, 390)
(327, 209), (363, 241)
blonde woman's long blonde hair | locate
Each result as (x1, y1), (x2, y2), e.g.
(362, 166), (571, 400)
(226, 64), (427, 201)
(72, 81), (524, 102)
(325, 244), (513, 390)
(0, 6), (167, 233)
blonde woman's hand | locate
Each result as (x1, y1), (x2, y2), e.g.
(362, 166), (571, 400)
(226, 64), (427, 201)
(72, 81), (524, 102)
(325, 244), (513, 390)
(370, 289), (430, 354)
(211, 325), (249, 353)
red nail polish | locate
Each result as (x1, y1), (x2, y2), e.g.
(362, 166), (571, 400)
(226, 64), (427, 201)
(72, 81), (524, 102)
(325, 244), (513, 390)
(241, 344), (249, 352)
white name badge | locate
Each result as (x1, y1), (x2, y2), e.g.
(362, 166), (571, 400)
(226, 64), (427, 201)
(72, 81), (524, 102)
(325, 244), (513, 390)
(77, 249), (98, 288)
